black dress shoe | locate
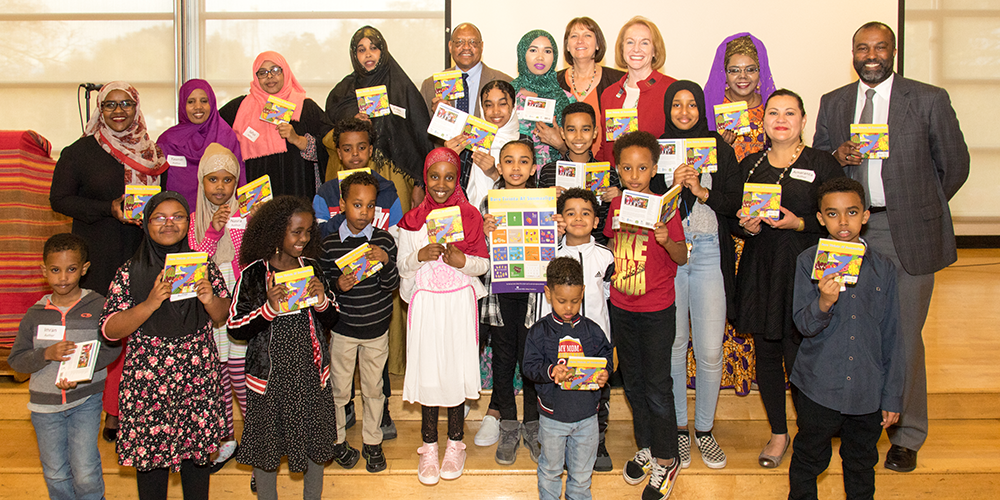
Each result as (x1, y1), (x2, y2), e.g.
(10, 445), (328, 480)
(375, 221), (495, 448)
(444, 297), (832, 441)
(102, 427), (118, 442)
(884, 444), (917, 472)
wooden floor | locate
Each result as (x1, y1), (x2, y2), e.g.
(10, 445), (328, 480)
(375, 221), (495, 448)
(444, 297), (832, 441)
(1, 248), (998, 499)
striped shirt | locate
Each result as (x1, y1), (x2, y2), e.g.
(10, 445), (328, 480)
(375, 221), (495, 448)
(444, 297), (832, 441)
(319, 226), (399, 339)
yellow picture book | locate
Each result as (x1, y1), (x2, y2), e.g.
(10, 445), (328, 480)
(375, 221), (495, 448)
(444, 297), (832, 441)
(617, 185), (682, 229)
(561, 356), (609, 391)
(463, 115), (498, 155)
(714, 101), (750, 135)
(850, 123), (889, 159)
(334, 243), (384, 282)
(274, 266), (319, 313)
(604, 108), (638, 141)
(426, 206), (465, 244)
(433, 70), (465, 100)
(260, 95), (296, 124)
(812, 239), (866, 286)
(124, 185), (161, 221)
(337, 167), (372, 185)
(684, 137), (718, 174)
(585, 162), (611, 192)
(164, 252), (208, 302)
(237, 174), (272, 217)
(356, 85), (390, 117)
(741, 183), (782, 220)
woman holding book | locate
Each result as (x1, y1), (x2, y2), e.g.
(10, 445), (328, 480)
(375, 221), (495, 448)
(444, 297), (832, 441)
(326, 25), (433, 209)
(49, 81), (168, 444)
(219, 51), (331, 201)
(556, 17), (625, 157)
(595, 17), (676, 166)
(733, 89), (844, 469)
(100, 191), (231, 500)
(510, 29), (576, 166)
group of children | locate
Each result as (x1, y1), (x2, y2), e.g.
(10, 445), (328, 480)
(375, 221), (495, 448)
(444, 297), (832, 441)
(13, 97), (902, 500)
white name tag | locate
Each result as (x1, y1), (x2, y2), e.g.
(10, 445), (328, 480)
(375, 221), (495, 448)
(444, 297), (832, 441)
(243, 126), (260, 142)
(37, 325), (65, 340)
(789, 168), (816, 183)
(390, 104), (406, 119)
(227, 217), (247, 230)
(166, 155), (187, 167)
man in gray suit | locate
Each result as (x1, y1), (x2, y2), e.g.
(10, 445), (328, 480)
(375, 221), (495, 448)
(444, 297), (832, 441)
(813, 21), (970, 473)
(419, 22), (512, 118)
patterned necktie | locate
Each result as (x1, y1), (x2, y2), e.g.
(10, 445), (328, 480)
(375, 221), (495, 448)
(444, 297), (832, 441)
(456, 72), (470, 113)
(856, 88), (876, 207)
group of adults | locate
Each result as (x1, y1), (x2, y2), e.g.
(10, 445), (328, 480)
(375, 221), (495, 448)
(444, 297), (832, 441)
(47, 13), (967, 496)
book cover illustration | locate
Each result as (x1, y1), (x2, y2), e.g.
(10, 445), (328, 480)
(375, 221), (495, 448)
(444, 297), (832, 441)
(605, 108), (639, 141)
(337, 167), (372, 185)
(685, 137), (718, 174)
(519, 96), (556, 123)
(556, 336), (606, 391)
(585, 162), (611, 192)
(274, 266), (320, 313)
(334, 242), (384, 282)
(850, 124), (889, 159)
(555, 161), (584, 189)
(488, 188), (557, 293)
(124, 185), (161, 221)
(658, 184), (683, 224)
(433, 70), (465, 100)
(237, 174), (272, 217)
(356, 85), (390, 117)
(164, 252), (209, 302)
(426, 206), (465, 244)
(260, 95), (296, 124)
(618, 185), (682, 229)
(657, 139), (685, 179)
(462, 115), (498, 155)
(812, 239), (866, 286)
(714, 101), (751, 134)
(740, 183), (782, 220)
(55, 339), (100, 384)
(427, 102), (469, 141)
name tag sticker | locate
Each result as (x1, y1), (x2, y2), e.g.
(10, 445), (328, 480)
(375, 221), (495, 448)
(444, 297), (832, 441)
(390, 104), (406, 119)
(37, 325), (65, 340)
(227, 217), (248, 230)
(166, 155), (187, 167)
(243, 127), (260, 142)
(789, 168), (816, 183)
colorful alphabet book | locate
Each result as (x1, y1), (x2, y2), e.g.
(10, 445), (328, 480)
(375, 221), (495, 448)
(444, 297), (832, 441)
(812, 238), (866, 287)
(714, 101), (751, 134)
(684, 137), (718, 174)
(426, 102), (469, 141)
(123, 185), (161, 221)
(55, 339), (100, 384)
(850, 124), (889, 159)
(426, 206), (465, 244)
(605, 108), (639, 141)
(617, 185), (683, 229)
(337, 167), (372, 185)
(585, 162), (611, 192)
(356, 85), (390, 117)
(463, 115), (498, 154)
(740, 183), (782, 220)
(556, 336), (606, 391)
(260, 95), (296, 124)
(433, 70), (465, 100)
(488, 188), (557, 293)
(274, 266), (319, 313)
(335, 242), (384, 282)
(519, 96), (556, 124)
(164, 252), (208, 302)
(237, 174), (272, 217)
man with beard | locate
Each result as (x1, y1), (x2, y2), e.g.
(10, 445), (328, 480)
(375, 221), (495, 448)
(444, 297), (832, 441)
(419, 22), (512, 118)
(813, 21), (969, 474)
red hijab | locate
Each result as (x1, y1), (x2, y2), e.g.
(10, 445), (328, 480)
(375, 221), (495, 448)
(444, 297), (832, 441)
(398, 148), (488, 258)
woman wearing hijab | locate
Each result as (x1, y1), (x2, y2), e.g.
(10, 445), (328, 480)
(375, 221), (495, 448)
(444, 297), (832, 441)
(100, 191), (231, 500)
(326, 26), (433, 209)
(652, 80), (742, 470)
(220, 51), (332, 201)
(159, 79), (247, 209)
(509, 29), (575, 166)
(50, 81), (168, 443)
(705, 33), (776, 162)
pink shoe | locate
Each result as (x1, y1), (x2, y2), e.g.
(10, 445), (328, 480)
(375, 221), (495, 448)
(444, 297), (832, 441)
(440, 440), (467, 480)
(417, 442), (440, 485)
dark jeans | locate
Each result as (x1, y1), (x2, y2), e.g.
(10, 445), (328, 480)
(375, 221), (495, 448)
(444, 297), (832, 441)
(755, 335), (800, 434)
(788, 393), (882, 500)
(489, 294), (538, 422)
(610, 304), (678, 460)
(135, 460), (209, 500)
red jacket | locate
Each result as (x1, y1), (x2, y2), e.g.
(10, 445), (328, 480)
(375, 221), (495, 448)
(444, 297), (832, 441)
(596, 70), (676, 165)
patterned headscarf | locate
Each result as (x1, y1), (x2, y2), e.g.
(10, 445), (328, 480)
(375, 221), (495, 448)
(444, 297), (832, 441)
(704, 33), (776, 131)
(84, 81), (167, 184)
(510, 30), (573, 128)
(232, 51), (308, 159)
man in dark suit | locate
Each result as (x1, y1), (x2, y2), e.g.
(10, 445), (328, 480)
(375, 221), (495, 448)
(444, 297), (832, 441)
(419, 22), (512, 119)
(813, 21), (970, 473)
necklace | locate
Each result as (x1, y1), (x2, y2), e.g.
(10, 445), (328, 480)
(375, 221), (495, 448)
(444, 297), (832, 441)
(744, 142), (804, 184)
(570, 64), (598, 98)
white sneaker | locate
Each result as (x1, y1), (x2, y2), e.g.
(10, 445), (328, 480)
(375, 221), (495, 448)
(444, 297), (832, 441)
(474, 415), (501, 446)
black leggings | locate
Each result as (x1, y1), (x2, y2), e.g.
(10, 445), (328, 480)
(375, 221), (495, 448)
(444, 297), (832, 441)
(421, 404), (464, 444)
(754, 335), (800, 435)
(136, 460), (209, 500)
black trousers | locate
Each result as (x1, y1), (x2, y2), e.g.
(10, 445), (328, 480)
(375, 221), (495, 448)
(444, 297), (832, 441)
(755, 334), (800, 434)
(136, 460), (209, 500)
(488, 294), (538, 422)
(788, 393), (882, 500)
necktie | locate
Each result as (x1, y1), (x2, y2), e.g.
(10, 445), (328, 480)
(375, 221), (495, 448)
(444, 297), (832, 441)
(456, 72), (470, 114)
(855, 88), (876, 207)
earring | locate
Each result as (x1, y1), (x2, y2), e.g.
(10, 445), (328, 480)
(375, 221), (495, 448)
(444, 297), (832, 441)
(275, 247), (281, 255)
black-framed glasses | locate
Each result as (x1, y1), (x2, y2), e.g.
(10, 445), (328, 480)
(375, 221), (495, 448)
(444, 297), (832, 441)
(148, 215), (188, 225)
(255, 66), (283, 79)
(726, 66), (760, 76)
(101, 100), (136, 112)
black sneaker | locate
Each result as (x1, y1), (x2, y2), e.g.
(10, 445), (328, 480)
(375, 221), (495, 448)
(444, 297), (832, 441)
(332, 441), (360, 469)
(521, 421), (541, 464)
(380, 408), (397, 441)
(344, 401), (357, 429)
(594, 440), (613, 472)
(642, 458), (681, 500)
(362, 443), (387, 473)
(623, 447), (653, 485)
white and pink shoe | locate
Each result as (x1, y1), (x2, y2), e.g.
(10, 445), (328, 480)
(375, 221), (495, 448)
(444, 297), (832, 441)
(417, 442), (440, 485)
(440, 440), (467, 480)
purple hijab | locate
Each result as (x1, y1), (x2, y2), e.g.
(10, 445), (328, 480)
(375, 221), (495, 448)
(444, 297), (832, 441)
(704, 33), (776, 132)
(158, 79), (246, 208)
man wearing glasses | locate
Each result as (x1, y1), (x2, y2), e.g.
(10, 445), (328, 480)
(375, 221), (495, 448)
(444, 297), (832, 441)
(419, 22), (512, 118)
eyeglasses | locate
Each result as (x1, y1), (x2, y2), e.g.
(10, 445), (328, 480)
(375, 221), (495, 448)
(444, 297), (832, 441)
(726, 66), (760, 76)
(451, 38), (481, 49)
(101, 100), (136, 112)
(148, 215), (188, 225)
(255, 66), (283, 79)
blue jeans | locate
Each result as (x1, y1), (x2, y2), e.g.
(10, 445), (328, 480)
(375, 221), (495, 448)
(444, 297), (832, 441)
(538, 414), (598, 500)
(672, 233), (726, 432)
(30, 394), (105, 500)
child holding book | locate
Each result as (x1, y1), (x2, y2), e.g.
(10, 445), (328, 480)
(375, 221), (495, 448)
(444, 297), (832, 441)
(227, 196), (339, 499)
(537, 102), (621, 245)
(9, 233), (122, 500)
(318, 171), (400, 473)
(476, 139), (542, 465)
(603, 131), (687, 500)
(523, 257), (613, 500)
(396, 147), (489, 485)
(789, 177), (903, 499)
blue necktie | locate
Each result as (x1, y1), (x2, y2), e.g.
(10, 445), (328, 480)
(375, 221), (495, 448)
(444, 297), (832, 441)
(456, 72), (470, 113)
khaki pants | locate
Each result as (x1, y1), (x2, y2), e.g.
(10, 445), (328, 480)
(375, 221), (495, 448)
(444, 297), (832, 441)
(330, 331), (389, 445)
